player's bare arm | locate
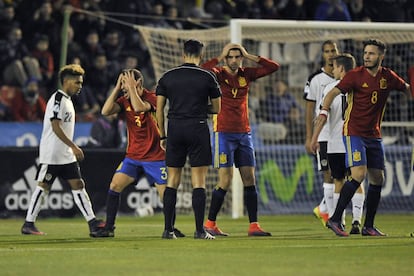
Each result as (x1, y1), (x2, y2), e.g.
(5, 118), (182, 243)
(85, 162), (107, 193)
(123, 71), (151, 113)
(156, 95), (167, 150)
(304, 100), (316, 154)
(310, 111), (328, 155)
(102, 73), (123, 116)
(321, 87), (341, 111)
(210, 97), (221, 114)
(51, 119), (84, 161)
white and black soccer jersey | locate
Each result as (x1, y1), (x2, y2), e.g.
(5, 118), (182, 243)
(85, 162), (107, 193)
(304, 68), (336, 142)
(39, 90), (76, 164)
(321, 80), (347, 154)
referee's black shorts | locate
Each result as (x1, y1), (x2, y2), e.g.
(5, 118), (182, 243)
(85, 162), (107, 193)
(166, 119), (212, 167)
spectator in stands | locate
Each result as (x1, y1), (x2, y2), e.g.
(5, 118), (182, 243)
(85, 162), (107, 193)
(233, 0), (261, 19)
(27, 1), (60, 52)
(364, 0), (410, 22)
(0, 84), (17, 121)
(204, 0), (231, 27)
(81, 29), (105, 71)
(165, 5), (184, 29)
(314, 0), (352, 21)
(65, 25), (86, 67)
(0, 25), (42, 87)
(102, 29), (124, 74)
(145, 1), (171, 28)
(86, 113), (124, 148)
(257, 80), (305, 144)
(75, 52), (114, 119)
(70, 1), (106, 41)
(31, 34), (54, 92)
(0, 3), (18, 38)
(347, 0), (371, 21)
(257, 79), (302, 124)
(10, 78), (46, 122)
(260, 0), (282, 19)
(280, 0), (310, 20)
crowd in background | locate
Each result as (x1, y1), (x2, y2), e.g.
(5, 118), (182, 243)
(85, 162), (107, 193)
(0, 0), (413, 144)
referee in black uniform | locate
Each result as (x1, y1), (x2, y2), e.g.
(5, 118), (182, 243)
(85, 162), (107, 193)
(156, 39), (222, 240)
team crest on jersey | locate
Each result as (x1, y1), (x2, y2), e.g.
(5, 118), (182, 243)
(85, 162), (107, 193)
(53, 103), (60, 113)
(379, 77), (387, 89)
(45, 173), (52, 181)
(362, 82), (368, 88)
(352, 150), (362, 162)
(219, 152), (227, 164)
(238, 77), (247, 87)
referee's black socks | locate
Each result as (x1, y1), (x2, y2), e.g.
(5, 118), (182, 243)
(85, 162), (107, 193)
(192, 188), (206, 233)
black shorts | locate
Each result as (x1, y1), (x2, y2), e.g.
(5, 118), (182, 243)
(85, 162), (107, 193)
(35, 162), (82, 185)
(328, 153), (348, 180)
(316, 141), (329, 171)
(166, 119), (212, 167)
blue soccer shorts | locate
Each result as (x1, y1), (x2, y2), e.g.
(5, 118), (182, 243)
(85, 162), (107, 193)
(212, 132), (255, 168)
(343, 136), (385, 170)
(116, 157), (167, 185)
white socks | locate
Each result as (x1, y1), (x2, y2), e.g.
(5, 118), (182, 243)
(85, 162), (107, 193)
(323, 183), (335, 217)
(333, 191), (365, 224)
(72, 189), (96, 222)
(25, 186), (47, 222)
(351, 192), (365, 223)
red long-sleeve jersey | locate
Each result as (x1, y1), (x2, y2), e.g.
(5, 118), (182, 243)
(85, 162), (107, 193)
(202, 57), (279, 132)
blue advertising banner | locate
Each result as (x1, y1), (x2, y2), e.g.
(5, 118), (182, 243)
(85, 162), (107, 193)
(0, 122), (92, 147)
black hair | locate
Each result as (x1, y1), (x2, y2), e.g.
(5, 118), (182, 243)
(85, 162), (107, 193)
(183, 39), (204, 57)
(332, 53), (356, 72)
(363, 39), (386, 54)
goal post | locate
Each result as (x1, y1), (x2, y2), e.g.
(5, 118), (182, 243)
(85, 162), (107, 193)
(136, 20), (414, 217)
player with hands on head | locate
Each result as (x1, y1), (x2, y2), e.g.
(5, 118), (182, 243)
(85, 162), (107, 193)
(319, 39), (411, 237)
(91, 69), (184, 238)
(21, 64), (105, 237)
(201, 42), (279, 237)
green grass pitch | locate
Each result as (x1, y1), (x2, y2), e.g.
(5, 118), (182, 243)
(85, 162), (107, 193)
(1, 214), (413, 275)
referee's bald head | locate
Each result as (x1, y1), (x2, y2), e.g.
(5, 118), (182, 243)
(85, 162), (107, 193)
(184, 39), (204, 57)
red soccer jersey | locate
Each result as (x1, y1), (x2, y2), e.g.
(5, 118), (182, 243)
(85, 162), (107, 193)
(117, 89), (165, 161)
(337, 66), (406, 138)
(202, 57), (279, 133)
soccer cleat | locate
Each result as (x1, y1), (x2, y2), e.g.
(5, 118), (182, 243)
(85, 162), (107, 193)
(361, 226), (386, 236)
(173, 228), (185, 238)
(326, 219), (349, 237)
(204, 220), (229, 236)
(410, 232), (414, 238)
(162, 230), (177, 239)
(21, 222), (46, 235)
(88, 218), (106, 236)
(313, 206), (329, 227)
(248, 222), (272, 237)
(350, 221), (361, 235)
(194, 231), (215, 240)
(90, 227), (115, 238)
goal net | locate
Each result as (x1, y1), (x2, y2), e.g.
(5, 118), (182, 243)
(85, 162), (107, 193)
(136, 20), (414, 217)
